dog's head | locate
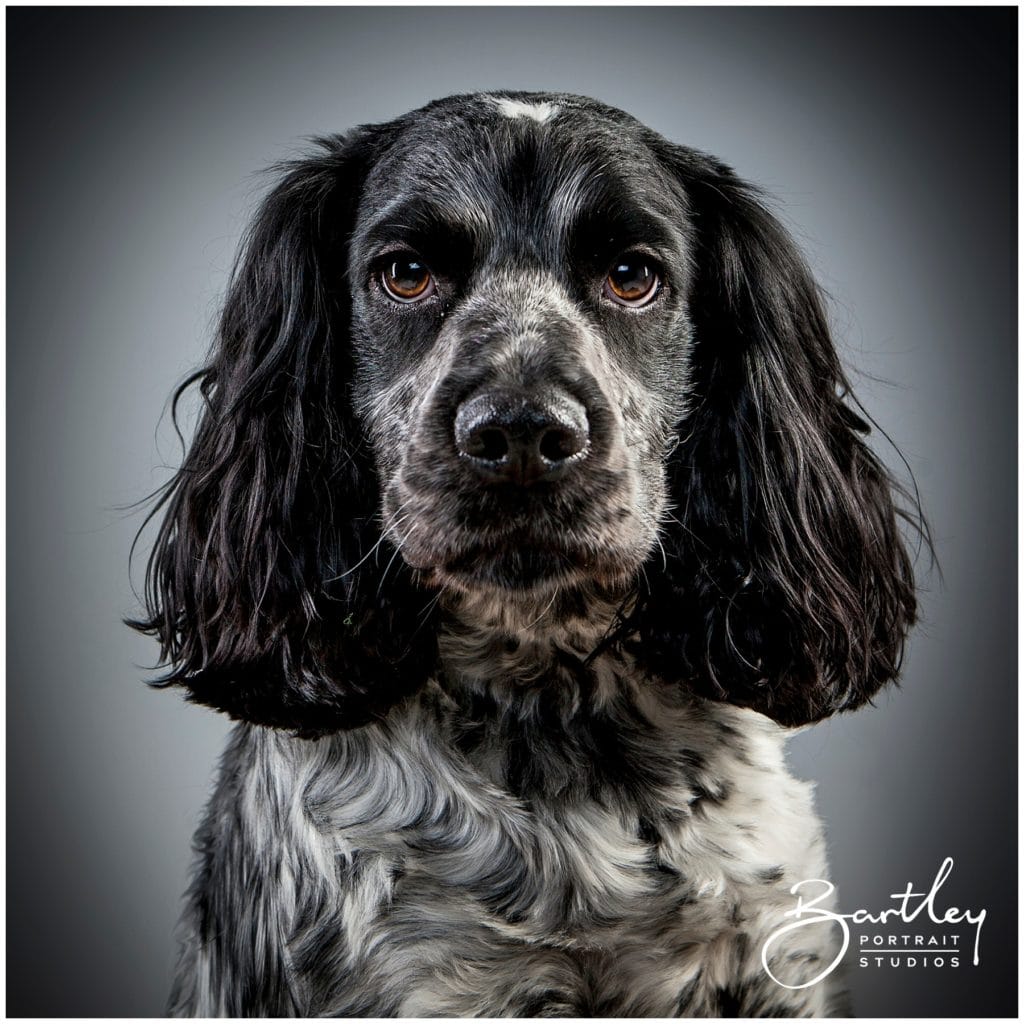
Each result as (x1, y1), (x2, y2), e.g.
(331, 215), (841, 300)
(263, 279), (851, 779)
(133, 92), (921, 734)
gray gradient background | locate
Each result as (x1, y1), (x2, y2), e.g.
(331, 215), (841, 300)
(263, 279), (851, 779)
(7, 7), (1016, 1018)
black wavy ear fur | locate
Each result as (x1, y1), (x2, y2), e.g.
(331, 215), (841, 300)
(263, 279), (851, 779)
(627, 145), (925, 727)
(130, 132), (439, 737)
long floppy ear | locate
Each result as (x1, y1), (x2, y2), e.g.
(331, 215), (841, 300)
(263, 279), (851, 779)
(629, 146), (924, 727)
(130, 133), (438, 737)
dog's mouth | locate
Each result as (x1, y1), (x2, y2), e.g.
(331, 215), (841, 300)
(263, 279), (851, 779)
(382, 442), (657, 595)
(393, 515), (648, 595)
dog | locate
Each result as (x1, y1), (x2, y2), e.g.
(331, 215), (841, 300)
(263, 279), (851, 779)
(134, 92), (921, 1016)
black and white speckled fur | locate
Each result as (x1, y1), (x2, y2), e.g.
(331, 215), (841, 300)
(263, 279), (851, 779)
(135, 92), (922, 1016)
(169, 644), (848, 1016)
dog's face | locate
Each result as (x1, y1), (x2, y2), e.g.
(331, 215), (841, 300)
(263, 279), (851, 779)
(348, 95), (694, 596)
(133, 92), (921, 734)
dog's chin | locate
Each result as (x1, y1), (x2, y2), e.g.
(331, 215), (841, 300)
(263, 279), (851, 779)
(403, 539), (643, 599)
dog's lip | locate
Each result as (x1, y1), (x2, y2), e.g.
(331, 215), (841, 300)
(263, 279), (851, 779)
(402, 537), (593, 571)
(445, 540), (597, 568)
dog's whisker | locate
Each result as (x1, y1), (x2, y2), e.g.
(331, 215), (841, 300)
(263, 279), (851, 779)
(326, 503), (411, 583)
(519, 588), (560, 634)
(376, 520), (417, 597)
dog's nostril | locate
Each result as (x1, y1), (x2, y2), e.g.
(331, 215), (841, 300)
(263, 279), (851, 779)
(469, 428), (510, 462)
(539, 426), (585, 463)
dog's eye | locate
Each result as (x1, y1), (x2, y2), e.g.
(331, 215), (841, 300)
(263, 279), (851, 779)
(381, 258), (434, 302)
(604, 256), (660, 307)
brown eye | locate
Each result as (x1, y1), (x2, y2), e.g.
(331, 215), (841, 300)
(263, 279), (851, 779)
(604, 256), (660, 307)
(381, 257), (434, 302)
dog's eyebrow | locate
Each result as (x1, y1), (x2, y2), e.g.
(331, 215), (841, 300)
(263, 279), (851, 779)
(360, 200), (486, 258)
(567, 198), (678, 256)
(547, 159), (683, 253)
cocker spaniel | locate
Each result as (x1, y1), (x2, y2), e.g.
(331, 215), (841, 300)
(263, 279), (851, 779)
(134, 92), (921, 1017)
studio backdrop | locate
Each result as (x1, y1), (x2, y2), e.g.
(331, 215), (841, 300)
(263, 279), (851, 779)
(7, 7), (1016, 1018)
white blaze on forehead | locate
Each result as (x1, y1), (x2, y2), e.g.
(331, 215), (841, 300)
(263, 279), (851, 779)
(489, 96), (559, 123)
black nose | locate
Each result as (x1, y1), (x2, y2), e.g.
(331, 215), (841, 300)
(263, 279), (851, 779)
(454, 389), (590, 485)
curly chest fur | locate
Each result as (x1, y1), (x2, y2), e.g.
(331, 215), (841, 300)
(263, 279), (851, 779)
(173, 639), (848, 1017)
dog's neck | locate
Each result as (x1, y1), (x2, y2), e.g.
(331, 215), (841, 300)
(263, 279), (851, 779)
(430, 583), (680, 805)
(436, 583), (633, 704)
